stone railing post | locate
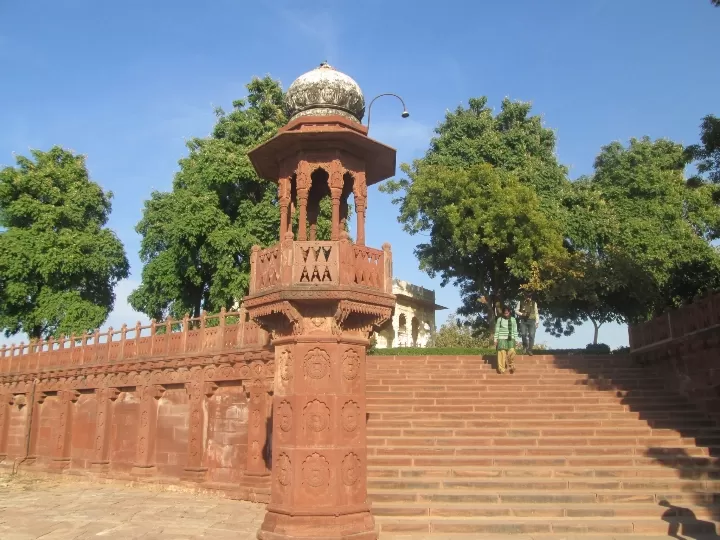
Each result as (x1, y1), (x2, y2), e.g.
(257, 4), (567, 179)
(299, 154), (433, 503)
(91, 387), (121, 471)
(218, 307), (226, 350)
(119, 324), (127, 360)
(182, 314), (190, 352)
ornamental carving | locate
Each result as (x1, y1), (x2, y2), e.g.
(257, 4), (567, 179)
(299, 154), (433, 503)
(303, 348), (330, 380)
(303, 399), (330, 433)
(302, 452), (330, 489)
(342, 452), (361, 486)
(342, 349), (360, 381)
(278, 348), (293, 381)
(342, 401), (360, 432)
(277, 453), (292, 486)
(278, 400), (293, 432)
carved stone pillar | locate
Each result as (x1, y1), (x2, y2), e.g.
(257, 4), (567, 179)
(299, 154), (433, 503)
(26, 391), (47, 464)
(245, 378), (271, 476)
(245, 70), (400, 539)
(297, 161), (310, 241)
(183, 372), (216, 481)
(51, 389), (80, 469)
(354, 170), (368, 246)
(91, 387), (120, 470)
(279, 176), (291, 239)
(355, 198), (366, 246)
(246, 297), (391, 540)
(0, 393), (13, 461)
(131, 384), (165, 475)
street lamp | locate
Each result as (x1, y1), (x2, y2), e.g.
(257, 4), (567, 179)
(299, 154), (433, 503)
(366, 93), (409, 132)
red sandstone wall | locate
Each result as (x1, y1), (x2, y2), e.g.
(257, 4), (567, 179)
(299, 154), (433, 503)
(111, 392), (140, 471)
(205, 385), (250, 484)
(0, 310), (273, 502)
(630, 292), (720, 423)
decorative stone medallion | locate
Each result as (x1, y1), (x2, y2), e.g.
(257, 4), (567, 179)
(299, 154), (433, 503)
(279, 348), (293, 381)
(342, 452), (361, 486)
(342, 348), (360, 380)
(303, 348), (330, 380)
(277, 453), (292, 486)
(341, 400), (360, 432)
(278, 400), (293, 432)
(304, 399), (330, 433)
(302, 452), (330, 489)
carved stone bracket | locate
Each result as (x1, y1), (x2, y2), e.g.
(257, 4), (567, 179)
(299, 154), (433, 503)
(334, 300), (393, 334)
(250, 301), (304, 337)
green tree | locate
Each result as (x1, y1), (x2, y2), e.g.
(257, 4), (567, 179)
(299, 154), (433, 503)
(686, 115), (720, 185)
(384, 162), (566, 330)
(0, 147), (129, 339)
(583, 137), (720, 320)
(130, 76), (337, 320)
(382, 97), (570, 329)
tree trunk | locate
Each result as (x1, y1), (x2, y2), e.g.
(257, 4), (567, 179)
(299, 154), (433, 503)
(590, 318), (600, 345)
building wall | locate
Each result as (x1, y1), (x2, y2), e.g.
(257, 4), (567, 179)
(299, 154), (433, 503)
(375, 280), (440, 349)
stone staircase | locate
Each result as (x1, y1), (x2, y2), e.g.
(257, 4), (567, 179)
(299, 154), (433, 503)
(366, 354), (720, 539)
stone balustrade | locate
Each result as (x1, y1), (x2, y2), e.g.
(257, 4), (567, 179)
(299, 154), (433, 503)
(250, 239), (392, 295)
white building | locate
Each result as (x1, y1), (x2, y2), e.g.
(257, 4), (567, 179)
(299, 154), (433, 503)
(374, 279), (446, 349)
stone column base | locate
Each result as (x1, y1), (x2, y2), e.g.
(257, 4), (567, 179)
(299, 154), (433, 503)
(131, 465), (157, 476)
(182, 466), (207, 481)
(90, 460), (110, 472)
(257, 509), (377, 540)
(49, 458), (71, 471)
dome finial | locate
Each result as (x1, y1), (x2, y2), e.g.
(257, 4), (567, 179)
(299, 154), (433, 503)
(285, 63), (365, 123)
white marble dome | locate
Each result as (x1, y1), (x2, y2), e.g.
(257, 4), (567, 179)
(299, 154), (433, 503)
(285, 62), (365, 123)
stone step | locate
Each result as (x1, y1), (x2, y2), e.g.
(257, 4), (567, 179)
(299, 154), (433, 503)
(373, 516), (719, 536)
(371, 413), (706, 423)
(367, 436), (720, 447)
(368, 445), (717, 457)
(368, 455), (719, 468)
(368, 476), (720, 490)
(370, 502), (720, 520)
(367, 418), (717, 429)
(367, 404), (698, 413)
(367, 427), (720, 438)
(367, 392), (673, 400)
(367, 465), (720, 479)
(367, 489), (716, 505)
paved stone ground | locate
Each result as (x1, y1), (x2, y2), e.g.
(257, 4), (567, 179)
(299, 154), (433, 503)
(0, 473), (266, 539)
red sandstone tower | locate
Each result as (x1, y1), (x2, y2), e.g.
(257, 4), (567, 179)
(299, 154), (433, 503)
(245, 63), (397, 539)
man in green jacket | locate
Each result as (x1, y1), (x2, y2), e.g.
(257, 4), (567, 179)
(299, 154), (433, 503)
(494, 305), (518, 374)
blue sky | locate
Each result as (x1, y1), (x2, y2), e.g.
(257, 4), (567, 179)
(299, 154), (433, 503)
(0, 0), (718, 349)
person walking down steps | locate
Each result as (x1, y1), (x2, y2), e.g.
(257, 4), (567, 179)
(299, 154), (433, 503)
(517, 294), (539, 355)
(494, 305), (518, 374)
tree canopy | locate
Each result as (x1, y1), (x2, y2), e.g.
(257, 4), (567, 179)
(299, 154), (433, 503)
(382, 97), (570, 329)
(129, 76), (337, 321)
(0, 147), (129, 339)
(534, 136), (720, 332)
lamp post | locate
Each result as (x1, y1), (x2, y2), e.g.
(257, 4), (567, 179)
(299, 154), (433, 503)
(366, 93), (409, 132)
